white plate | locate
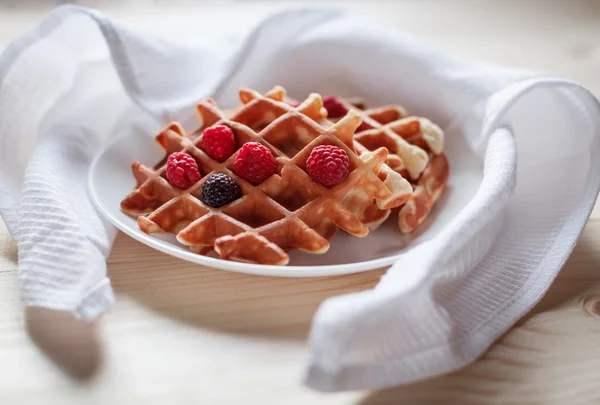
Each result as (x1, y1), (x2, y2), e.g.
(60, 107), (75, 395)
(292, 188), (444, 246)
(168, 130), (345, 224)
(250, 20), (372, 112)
(88, 120), (482, 277)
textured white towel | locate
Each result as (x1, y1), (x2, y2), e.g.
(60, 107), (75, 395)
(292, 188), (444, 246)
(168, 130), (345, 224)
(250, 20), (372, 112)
(1, 5), (599, 392)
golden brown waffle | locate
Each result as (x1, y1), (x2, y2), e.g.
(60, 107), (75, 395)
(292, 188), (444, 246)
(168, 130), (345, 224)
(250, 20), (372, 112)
(120, 87), (393, 265)
(238, 88), (415, 230)
(331, 98), (449, 233)
(398, 153), (449, 233)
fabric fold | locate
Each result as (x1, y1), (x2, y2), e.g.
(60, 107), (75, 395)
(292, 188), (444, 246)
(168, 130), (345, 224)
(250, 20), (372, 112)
(306, 80), (600, 390)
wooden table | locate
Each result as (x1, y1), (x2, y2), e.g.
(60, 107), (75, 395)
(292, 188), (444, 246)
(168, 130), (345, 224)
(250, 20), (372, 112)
(2, 1), (600, 404)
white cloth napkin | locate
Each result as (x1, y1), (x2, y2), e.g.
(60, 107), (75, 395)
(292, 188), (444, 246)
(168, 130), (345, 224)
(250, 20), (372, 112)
(1, 4), (599, 392)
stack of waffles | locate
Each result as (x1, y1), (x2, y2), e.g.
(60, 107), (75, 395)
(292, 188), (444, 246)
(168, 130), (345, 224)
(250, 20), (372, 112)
(120, 86), (449, 265)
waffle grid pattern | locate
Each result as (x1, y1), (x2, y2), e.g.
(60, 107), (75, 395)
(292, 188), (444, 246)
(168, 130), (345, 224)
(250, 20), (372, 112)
(120, 87), (392, 265)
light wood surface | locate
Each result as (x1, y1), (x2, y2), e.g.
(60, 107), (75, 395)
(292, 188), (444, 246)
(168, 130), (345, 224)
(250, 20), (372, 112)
(2, 1), (600, 404)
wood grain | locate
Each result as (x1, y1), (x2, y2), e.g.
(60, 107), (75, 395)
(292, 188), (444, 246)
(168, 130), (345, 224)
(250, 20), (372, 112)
(2, 1), (600, 404)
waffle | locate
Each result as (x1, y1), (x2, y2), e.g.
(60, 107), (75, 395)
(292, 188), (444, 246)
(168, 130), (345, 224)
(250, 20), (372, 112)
(120, 87), (393, 265)
(330, 98), (450, 233)
(238, 88), (414, 230)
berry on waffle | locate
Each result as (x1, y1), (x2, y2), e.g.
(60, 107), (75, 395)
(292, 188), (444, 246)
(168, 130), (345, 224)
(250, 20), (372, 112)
(120, 87), (393, 265)
(237, 89), (415, 231)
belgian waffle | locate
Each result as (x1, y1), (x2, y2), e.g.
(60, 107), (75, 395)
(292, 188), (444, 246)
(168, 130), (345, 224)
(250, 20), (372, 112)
(120, 87), (393, 265)
(238, 88), (415, 230)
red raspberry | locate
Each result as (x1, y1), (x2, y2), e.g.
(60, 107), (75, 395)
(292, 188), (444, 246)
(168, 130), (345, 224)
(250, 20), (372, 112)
(166, 152), (202, 189)
(323, 96), (348, 118)
(201, 125), (235, 162)
(306, 145), (350, 188)
(233, 142), (277, 185)
(287, 99), (300, 108)
(356, 122), (370, 132)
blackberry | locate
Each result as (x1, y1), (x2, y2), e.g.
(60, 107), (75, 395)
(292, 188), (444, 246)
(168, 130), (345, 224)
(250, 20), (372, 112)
(201, 173), (242, 208)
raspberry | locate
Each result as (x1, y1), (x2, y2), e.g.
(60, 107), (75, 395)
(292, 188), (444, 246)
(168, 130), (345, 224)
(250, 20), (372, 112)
(201, 125), (235, 162)
(323, 96), (348, 118)
(166, 152), (202, 189)
(306, 145), (350, 188)
(201, 173), (242, 208)
(233, 142), (277, 185)
(357, 122), (370, 132)
(287, 99), (300, 108)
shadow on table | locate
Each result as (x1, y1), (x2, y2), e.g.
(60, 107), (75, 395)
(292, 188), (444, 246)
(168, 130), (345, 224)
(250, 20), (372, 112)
(108, 232), (385, 340)
(26, 307), (103, 381)
(20, 221), (600, 388)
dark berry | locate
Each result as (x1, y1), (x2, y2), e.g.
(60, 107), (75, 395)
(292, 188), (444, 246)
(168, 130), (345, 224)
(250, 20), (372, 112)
(201, 173), (242, 208)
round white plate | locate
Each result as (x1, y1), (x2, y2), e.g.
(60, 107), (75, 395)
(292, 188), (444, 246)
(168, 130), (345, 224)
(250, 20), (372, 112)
(89, 121), (482, 277)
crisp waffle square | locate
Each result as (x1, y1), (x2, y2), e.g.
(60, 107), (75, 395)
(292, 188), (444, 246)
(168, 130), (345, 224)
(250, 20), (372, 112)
(120, 87), (393, 265)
